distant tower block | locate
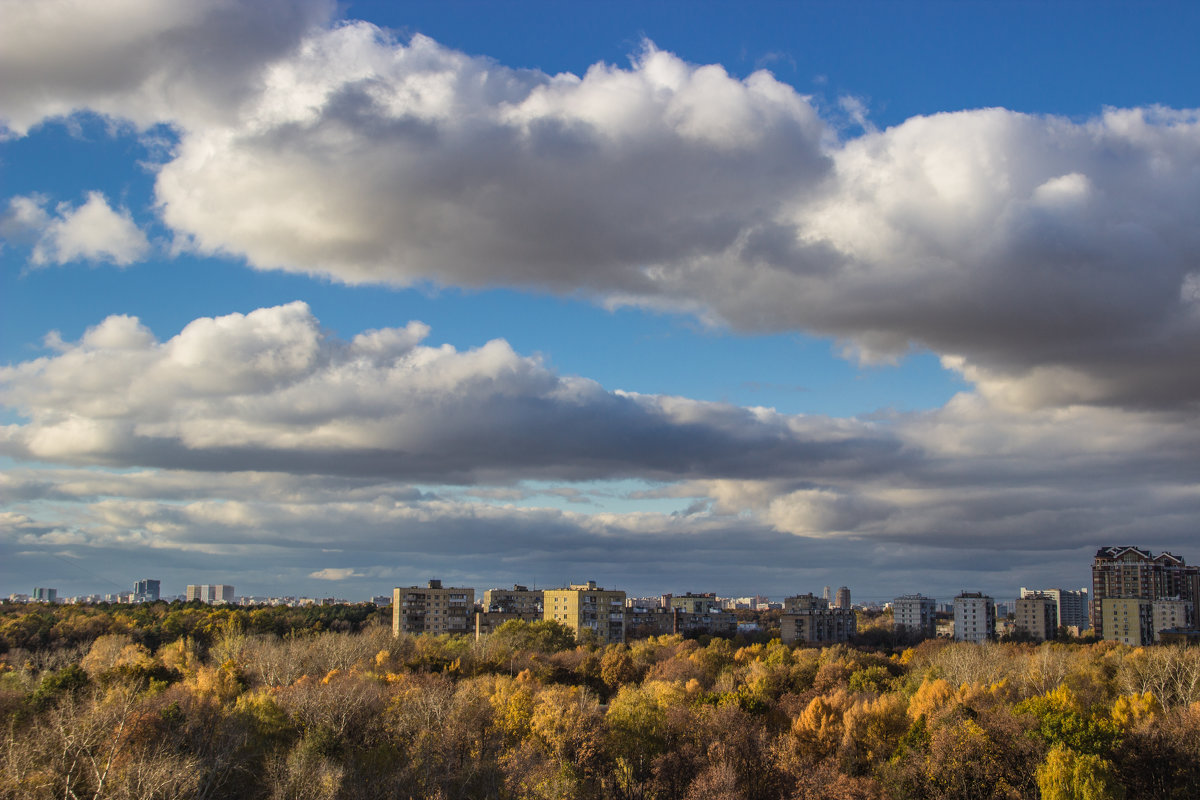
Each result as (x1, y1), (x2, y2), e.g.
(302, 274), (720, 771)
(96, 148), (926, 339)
(823, 586), (832, 602)
(835, 586), (851, 609)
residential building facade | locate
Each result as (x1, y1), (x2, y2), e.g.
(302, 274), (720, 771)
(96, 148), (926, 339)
(392, 580), (475, 636)
(544, 581), (626, 644)
(1151, 598), (1193, 642)
(892, 594), (937, 640)
(953, 592), (995, 643)
(1101, 597), (1153, 646)
(780, 593), (856, 646)
(186, 584), (234, 604)
(1019, 587), (1089, 633)
(1091, 546), (1200, 638)
(1014, 594), (1058, 641)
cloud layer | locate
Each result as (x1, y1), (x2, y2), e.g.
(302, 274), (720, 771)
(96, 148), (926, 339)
(5, 305), (1200, 597)
(4, 3), (1200, 411)
(0, 303), (894, 483)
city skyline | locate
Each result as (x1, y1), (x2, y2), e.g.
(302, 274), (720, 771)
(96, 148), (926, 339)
(4, 1), (1200, 600)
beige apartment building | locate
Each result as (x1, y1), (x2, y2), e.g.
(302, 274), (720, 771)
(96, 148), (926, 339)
(544, 581), (625, 643)
(475, 585), (545, 639)
(393, 579), (475, 636)
(1014, 594), (1059, 641)
(1101, 597), (1153, 645)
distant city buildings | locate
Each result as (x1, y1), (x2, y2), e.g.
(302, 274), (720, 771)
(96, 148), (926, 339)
(186, 584), (235, 604)
(133, 579), (160, 603)
(953, 592), (996, 643)
(32, 587), (57, 603)
(834, 586), (852, 610)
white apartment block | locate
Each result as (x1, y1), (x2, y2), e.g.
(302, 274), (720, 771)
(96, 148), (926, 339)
(953, 592), (996, 643)
(893, 594), (937, 639)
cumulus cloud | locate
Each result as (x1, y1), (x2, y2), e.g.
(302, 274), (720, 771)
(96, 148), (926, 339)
(0, 303), (898, 483)
(6, 2), (1200, 410)
(0, 0), (333, 133)
(144, 23), (1200, 411)
(1, 192), (150, 266)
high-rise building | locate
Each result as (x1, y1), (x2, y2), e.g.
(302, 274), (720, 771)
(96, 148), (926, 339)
(32, 587), (57, 603)
(1014, 595), (1058, 641)
(1019, 587), (1089, 633)
(483, 585), (544, 615)
(953, 592), (996, 643)
(186, 584), (235, 604)
(544, 581), (625, 644)
(1091, 547), (1200, 638)
(393, 579), (475, 636)
(835, 586), (852, 610)
(781, 593), (856, 645)
(892, 594), (937, 640)
(823, 585), (832, 602)
(475, 585), (545, 638)
(133, 579), (160, 602)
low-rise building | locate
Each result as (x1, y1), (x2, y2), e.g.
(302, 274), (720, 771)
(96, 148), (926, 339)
(953, 592), (995, 643)
(544, 581), (626, 644)
(392, 579), (475, 636)
(780, 593), (856, 646)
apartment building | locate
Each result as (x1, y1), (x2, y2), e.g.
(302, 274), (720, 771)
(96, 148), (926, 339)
(392, 579), (475, 636)
(1019, 587), (1089, 633)
(834, 586), (852, 610)
(1102, 597), (1153, 645)
(186, 584), (234, 604)
(669, 592), (721, 614)
(544, 581), (625, 644)
(953, 592), (995, 643)
(1092, 547), (1200, 638)
(483, 585), (544, 615)
(1151, 598), (1193, 642)
(892, 594), (937, 640)
(1014, 594), (1059, 641)
(780, 593), (856, 645)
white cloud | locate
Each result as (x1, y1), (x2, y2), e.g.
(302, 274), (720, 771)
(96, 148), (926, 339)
(2, 192), (150, 266)
(7, 4), (1200, 410)
(0, 303), (887, 483)
(309, 567), (361, 580)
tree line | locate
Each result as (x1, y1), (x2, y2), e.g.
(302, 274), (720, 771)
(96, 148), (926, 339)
(2, 603), (1199, 799)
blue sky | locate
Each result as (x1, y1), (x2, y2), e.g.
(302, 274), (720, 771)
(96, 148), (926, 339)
(3, 0), (1200, 603)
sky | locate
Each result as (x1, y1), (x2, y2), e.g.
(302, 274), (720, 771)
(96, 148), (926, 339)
(3, 0), (1200, 603)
